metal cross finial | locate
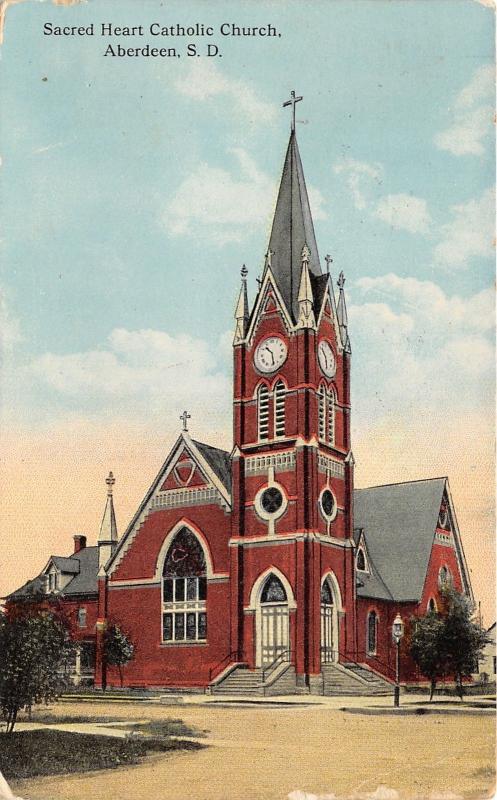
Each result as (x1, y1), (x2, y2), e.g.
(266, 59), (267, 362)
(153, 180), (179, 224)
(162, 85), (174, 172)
(105, 471), (115, 496)
(325, 254), (333, 273)
(241, 264), (248, 280)
(283, 90), (303, 132)
(180, 410), (191, 432)
(301, 244), (310, 264)
(337, 271), (346, 289)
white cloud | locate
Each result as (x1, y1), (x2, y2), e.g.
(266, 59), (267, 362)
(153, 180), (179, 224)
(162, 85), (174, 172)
(435, 64), (494, 156)
(374, 193), (431, 234)
(164, 148), (326, 245)
(434, 187), (495, 268)
(174, 60), (276, 128)
(30, 327), (232, 424)
(333, 158), (383, 210)
(349, 274), (494, 422)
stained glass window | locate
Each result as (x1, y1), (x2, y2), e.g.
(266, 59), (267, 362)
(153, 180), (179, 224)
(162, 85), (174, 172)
(367, 611), (377, 654)
(321, 581), (333, 605)
(162, 528), (207, 643)
(261, 574), (287, 603)
(261, 487), (283, 514)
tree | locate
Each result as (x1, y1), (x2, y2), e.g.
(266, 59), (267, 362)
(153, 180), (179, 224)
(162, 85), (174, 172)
(409, 611), (447, 701)
(0, 605), (75, 733)
(440, 587), (489, 700)
(409, 588), (489, 701)
(104, 625), (135, 688)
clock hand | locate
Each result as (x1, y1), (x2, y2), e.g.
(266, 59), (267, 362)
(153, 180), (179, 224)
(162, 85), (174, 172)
(265, 346), (275, 365)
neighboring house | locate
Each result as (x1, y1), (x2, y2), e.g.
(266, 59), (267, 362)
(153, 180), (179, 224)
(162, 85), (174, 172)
(474, 623), (496, 684)
(4, 117), (474, 695)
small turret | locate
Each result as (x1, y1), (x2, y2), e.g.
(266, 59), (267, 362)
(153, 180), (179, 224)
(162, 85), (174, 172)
(98, 471), (118, 570)
(337, 271), (351, 353)
(233, 265), (249, 344)
(296, 244), (316, 329)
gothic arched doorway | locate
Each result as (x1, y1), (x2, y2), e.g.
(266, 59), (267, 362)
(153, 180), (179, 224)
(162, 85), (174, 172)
(320, 576), (339, 664)
(259, 573), (289, 666)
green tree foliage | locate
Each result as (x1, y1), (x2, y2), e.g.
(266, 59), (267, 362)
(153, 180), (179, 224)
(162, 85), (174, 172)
(440, 587), (489, 699)
(0, 604), (75, 733)
(104, 624), (135, 687)
(409, 611), (447, 700)
(410, 587), (488, 700)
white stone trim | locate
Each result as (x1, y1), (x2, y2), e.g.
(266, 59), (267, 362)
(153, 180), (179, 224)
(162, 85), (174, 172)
(245, 451), (296, 475)
(151, 486), (219, 510)
(434, 530), (454, 547)
(318, 452), (345, 478)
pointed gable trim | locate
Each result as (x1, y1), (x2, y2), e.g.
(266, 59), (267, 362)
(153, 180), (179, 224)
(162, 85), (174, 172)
(315, 275), (344, 353)
(246, 267), (294, 347)
(106, 433), (231, 576)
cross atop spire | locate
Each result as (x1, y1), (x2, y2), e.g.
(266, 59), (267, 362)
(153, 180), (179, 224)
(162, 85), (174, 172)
(337, 271), (345, 289)
(180, 410), (191, 432)
(105, 471), (115, 497)
(283, 90), (303, 132)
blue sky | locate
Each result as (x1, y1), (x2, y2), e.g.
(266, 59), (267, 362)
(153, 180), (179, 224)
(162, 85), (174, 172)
(0, 0), (495, 616)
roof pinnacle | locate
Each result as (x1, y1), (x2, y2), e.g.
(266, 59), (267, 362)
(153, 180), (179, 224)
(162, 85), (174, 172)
(325, 254), (333, 274)
(106, 471), (115, 497)
(234, 265), (250, 344)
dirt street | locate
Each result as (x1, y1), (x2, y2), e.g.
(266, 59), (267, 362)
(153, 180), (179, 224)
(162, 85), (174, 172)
(13, 700), (496, 800)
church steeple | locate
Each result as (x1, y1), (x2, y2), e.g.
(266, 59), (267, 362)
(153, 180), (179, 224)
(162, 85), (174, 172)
(98, 471), (118, 569)
(267, 127), (321, 322)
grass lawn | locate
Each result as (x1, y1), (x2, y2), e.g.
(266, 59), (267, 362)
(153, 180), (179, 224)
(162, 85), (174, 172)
(0, 728), (203, 781)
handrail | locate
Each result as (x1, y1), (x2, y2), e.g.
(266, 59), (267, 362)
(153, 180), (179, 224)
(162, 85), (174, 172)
(262, 649), (291, 682)
(209, 650), (243, 682)
(340, 649), (396, 681)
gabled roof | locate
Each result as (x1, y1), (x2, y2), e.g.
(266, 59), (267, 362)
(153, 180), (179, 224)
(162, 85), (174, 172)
(107, 433), (231, 576)
(192, 440), (231, 493)
(267, 131), (322, 321)
(354, 478), (447, 602)
(50, 556), (80, 574)
(5, 546), (99, 601)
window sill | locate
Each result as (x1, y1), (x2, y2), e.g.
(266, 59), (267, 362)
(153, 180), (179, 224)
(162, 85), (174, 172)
(160, 641), (208, 648)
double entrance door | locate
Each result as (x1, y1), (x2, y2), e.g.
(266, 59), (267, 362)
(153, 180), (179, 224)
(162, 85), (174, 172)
(260, 603), (289, 666)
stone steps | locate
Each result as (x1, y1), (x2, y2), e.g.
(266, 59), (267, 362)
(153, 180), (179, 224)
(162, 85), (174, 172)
(322, 664), (391, 696)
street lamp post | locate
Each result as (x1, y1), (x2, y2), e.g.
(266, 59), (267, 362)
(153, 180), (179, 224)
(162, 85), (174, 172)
(392, 613), (404, 708)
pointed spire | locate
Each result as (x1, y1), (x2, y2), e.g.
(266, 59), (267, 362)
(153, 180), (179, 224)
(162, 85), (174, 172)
(337, 271), (351, 352)
(267, 131), (321, 322)
(234, 265), (249, 344)
(297, 244), (316, 329)
(98, 471), (118, 569)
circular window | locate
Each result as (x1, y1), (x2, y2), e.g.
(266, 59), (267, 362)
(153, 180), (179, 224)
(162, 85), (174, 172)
(319, 488), (337, 521)
(261, 487), (283, 514)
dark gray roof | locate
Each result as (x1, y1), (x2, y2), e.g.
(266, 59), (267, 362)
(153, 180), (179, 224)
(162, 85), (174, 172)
(51, 556), (80, 574)
(61, 547), (99, 596)
(310, 273), (330, 318)
(354, 478), (446, 602)
(6, 575), (45, 601)
(268, 132), (321, 321)
(193, 440), (231, 493)
(5, 546), (99, 601)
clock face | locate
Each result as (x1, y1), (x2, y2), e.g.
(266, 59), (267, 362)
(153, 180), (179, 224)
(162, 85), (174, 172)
(254, 337), (287, 373)
(318, 340), (336, 377)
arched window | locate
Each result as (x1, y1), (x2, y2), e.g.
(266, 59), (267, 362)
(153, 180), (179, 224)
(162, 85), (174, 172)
(367, 610), (377, 655)
(162, 528), (207, 643)
(257, 384), (269, 441)
(327, 387), (335, 446)
(438, 565), (452, 589)
(274, 380), (286, 438)
(356, 548), (366, 572)
(261, 574), (287, 603)
(320, 580), (333, 605)
(77, 607), (87, 628)
(318, 384), (326, 440)
(428, 598), (437, 613)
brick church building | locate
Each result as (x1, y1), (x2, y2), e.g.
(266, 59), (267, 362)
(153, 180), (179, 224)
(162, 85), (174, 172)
(7, 100), (473, 695)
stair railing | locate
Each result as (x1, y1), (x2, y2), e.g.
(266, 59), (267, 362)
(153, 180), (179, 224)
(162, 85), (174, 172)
(209, 650), (244, 682)
(262, 649), (291, 683)
(337, 650), (396, 681)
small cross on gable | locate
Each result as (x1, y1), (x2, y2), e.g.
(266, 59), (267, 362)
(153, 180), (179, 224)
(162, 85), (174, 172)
(180, 410), (191, 432)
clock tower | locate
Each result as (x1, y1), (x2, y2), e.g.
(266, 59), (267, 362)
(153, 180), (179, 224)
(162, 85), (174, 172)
(229, 101), (357, 691)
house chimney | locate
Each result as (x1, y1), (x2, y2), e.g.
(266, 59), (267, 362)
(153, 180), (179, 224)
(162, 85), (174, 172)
(73, 534), (87, 553)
